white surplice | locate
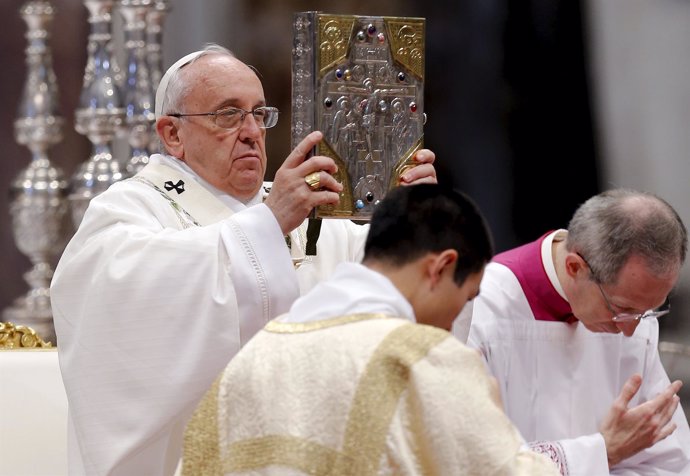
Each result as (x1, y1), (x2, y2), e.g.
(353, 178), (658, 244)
(50, 154), (367, 476)
(462, 235), (690, 475)
(181, 263), (560, 475)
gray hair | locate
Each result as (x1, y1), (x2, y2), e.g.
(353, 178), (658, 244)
(565, 188), (687, 285)
(158, 43), (236, 118)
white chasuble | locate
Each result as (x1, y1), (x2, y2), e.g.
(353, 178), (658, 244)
(51, 154), (365, 475)
(181, 263), (559, 476)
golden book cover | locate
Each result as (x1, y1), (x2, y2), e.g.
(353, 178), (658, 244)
(291, 11), (425, 219)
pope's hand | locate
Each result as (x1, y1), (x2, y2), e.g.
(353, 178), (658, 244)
(399, 148), (437, 185)
(265, 131), (342, 234)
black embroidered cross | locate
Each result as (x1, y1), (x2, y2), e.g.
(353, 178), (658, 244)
(164, 179), (185, 194)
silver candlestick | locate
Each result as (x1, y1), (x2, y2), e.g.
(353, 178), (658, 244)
(4, 0), (70, 344)
(146, 0), (170, 155)
(119, 0), (155, 175)
(69, 0), (126, 228)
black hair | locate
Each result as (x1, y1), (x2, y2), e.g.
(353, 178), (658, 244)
(364, 184), (494, 285)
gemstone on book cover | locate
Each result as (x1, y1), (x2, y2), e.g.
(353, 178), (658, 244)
(292, 12), (426, 220)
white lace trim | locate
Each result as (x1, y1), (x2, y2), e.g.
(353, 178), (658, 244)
(529, 440), (569, 476)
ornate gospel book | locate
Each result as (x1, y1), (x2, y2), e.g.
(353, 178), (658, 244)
(292, 12), (425, 219)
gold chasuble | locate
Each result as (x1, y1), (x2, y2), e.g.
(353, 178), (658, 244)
(182, 314), (557, 476)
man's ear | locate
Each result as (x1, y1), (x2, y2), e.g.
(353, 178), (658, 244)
(428, 249), (459, 288)
(564, 251), (587, 278)
(156, 117), (184, 159)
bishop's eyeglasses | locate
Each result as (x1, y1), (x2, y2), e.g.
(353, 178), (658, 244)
(577, 252), (671, 322)
(168, 106), (279, 132)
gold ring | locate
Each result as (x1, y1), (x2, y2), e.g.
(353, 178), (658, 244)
(305, 172), (320, 190)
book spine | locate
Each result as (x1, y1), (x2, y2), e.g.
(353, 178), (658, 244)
(291, 11), (317, 150)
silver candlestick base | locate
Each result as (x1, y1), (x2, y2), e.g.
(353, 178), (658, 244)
(3, 0), (70, 345)
(69, 0), (126, 228)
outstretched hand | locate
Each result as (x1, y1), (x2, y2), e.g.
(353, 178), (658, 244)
(264, 131), (342, 234)
(399, 149), (437, 185)
(599, 374), (682, 468)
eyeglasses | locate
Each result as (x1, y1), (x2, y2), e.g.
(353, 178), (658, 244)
(577, 252), (672, 322)
(595, 282), (671, 322)
(168, 106), (279, 132)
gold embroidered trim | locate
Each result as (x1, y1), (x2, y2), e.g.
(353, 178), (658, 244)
(336, 323), (448, 474)
(224, 435), (351, 475)
(223, 322), (450, 475)
(264, 313), (393, 334)
(182, 377), (222, 476)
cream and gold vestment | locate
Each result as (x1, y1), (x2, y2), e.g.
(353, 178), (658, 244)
(182, 263), (559, 475)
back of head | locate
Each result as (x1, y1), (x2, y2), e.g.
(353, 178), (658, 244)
(566, 188), (688, 284)
(363, 184), (494, 284)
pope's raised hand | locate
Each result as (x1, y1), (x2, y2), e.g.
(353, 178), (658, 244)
(265, 131), (343, 234)
(399, 148), (438, 185)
